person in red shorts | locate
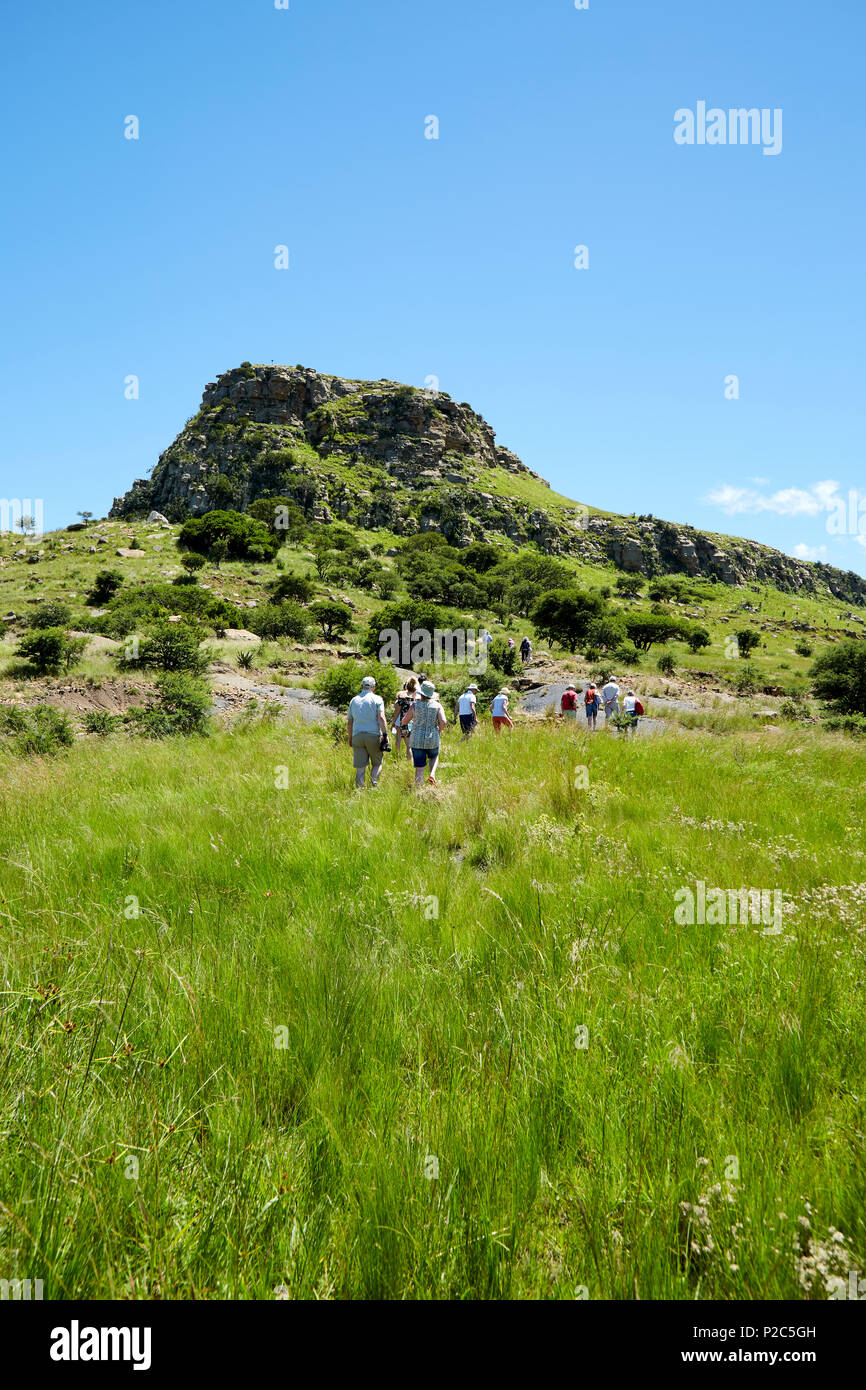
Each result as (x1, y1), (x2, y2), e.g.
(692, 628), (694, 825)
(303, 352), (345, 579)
(491, 688), (514, 732)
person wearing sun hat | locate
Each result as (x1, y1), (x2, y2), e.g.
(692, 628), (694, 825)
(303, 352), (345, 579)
(401, 679), (447, 787)
(490, 687), (513, 733)
(457, 682), (480, 740)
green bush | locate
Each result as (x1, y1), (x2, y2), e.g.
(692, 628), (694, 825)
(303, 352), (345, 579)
(0, 704), (74, 755)
(16, 628), (86, 675)
(126, 673), (212, 738)
(657, 652), (676, 675)
(83, 711), (124, 736)
(314, 659), (399, 711)
(27, 600), (72, 630)
(734, 628), (761, 658)
(121, 620), (210, 675)
(86, 569), (124, 605)
(794, 639), (813, 657)
(810, 639), (866, 716)
(173, 573), (199, 586)
(270, 572), (315, 604)
(822, 713), (866, 736)
(487, 637), (518, 675)
(181, 552), (207, 573)
(248, 601), (310, 642)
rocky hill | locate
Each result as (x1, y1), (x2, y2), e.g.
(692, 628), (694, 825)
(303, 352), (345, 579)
(110, 363), (866, 605)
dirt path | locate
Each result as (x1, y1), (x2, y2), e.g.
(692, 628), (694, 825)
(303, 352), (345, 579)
(210, 671), (333, 722)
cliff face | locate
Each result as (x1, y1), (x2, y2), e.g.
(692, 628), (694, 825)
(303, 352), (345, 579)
(110, 363), (866, 604)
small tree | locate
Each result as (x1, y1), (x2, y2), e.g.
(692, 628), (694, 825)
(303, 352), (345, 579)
(686, 626), (711, 653)
(308, 600), (353, 642)
(181, 552), (207, 574)
(212, 537), (229, 567)
(77, 510), (94, 526)
(657, 652), (676, 675)
(615, 575), (645, 598)
(734, 628), (761, 658)
(270, 572), (314, 604)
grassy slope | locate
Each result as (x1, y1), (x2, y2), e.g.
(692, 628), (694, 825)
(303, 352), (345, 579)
(1, 717), (864, 1299)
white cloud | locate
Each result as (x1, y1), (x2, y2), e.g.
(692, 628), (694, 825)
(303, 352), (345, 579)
(748, 476), (770, 487)
(793, 543), (828, 561)
(705, 479), (842, 517)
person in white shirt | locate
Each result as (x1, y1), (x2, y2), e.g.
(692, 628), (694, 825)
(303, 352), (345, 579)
(622, 689), (640, 735)
(601, 677), (620, 723)
(347, 676), (388, 788)
(457, 684), (479, 740)
(491, 688), (514, 733)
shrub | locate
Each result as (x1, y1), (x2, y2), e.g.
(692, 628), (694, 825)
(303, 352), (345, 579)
(488, 637), (518, 675)
(237, 648), (255, 670)
(0, 704), (74, 756)
(126, 673), (212, 738)
(16, 628), (86, 675)
(612, 641), (641, 668)
(615, 575), (645, 597)
(86, 569), (124, 605)
(181, 552), (207, 573)
(623, 613), (685, 652)
(822, 713), (866, 736)
(248, 601), (310, 642)
(794, 639), (813, 657)
(270, 572), (315, 604)
(657, 652), (676, 675)
(84, 711), (123, 736)
(27, 600), (72, 629)
(314, 659), (399, 711)
(810, 639), (866, 716)
(733, 662), (759, 694)
(122, 620), (210, 674)
(173, 573), (198, 586)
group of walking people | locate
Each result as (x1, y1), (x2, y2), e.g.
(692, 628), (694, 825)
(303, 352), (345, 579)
(346, 668), (645, 792)
(346, 673), (515, 790)
(560, 676), (644, 733)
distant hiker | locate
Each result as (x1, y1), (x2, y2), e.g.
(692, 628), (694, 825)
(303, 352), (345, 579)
(403, 680), (447, 787)
(491, 687), (514, 733)
(601, 676), (620, 723)
(392, 677), (417, 760)
(347, 675), (388, 789)
(507, 636), (515, 650)
(457, 683), (480, 740)
(519, 636), (532, 662)
(561, 684), (579, 722)
(622, 689), (644, 735)
(584, 682), (601, 730)
(479, 631), (493, 662)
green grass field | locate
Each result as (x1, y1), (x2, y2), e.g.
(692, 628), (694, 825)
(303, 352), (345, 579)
(2, 716), (864, 1299)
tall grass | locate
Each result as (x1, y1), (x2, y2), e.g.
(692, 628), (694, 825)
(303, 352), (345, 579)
(0, 719), (864, 1299)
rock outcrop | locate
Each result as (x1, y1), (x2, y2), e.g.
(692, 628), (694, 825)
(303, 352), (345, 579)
(110, 362), (866, 605)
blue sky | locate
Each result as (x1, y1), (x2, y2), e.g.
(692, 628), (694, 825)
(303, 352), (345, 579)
(2, 0), (864, 574)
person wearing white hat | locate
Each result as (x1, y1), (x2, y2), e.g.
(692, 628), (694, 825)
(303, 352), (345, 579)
(402, 679), (447, 787)
(457, 682), (480, 740)
(347, 675), (388, 789)
(491, 687), (513, 733)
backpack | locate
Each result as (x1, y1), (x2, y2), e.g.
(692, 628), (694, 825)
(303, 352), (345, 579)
(634, 699), (645, 717)
(562, 690), (578, 710)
